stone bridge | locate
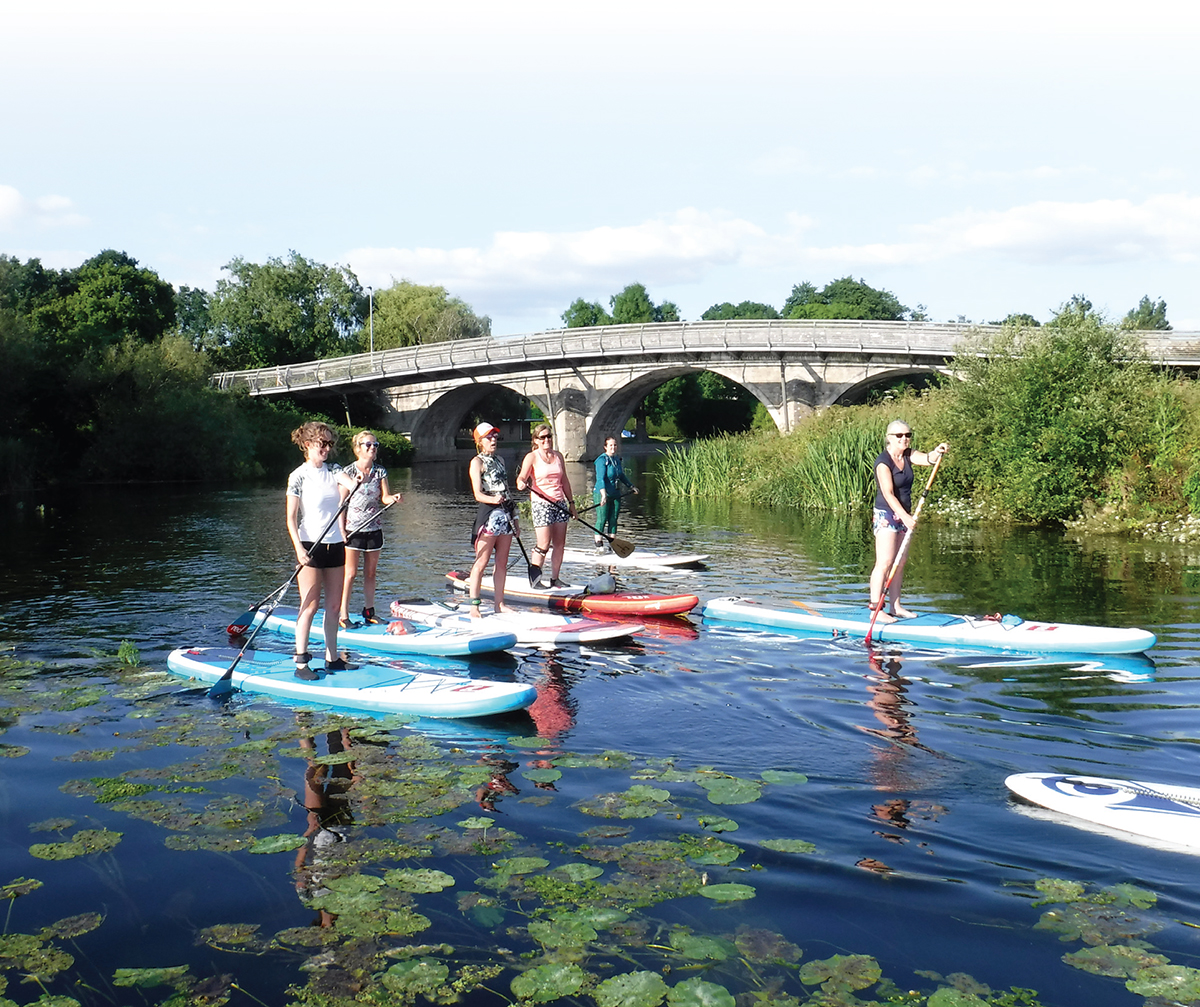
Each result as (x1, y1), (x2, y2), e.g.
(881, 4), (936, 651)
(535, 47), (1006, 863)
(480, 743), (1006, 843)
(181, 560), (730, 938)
(211, 319), (1200, 461)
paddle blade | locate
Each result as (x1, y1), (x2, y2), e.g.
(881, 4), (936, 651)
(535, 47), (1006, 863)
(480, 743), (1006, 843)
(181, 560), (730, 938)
(207, 675), (237, 699)
(226, 610), (255, 636)
(609, 537), (635, 559)
(528, 562), (542, 586)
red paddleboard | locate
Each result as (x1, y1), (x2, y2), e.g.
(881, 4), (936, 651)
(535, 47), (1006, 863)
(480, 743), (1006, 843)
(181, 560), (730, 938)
(446, 571), (699, 617)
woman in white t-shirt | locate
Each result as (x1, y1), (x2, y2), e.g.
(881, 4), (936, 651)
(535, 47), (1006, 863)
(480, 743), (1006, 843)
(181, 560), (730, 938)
(286, 421), (360, 677)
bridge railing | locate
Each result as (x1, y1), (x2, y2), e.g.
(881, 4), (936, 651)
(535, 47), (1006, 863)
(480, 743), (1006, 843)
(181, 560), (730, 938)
(210, 319), (1200, 394)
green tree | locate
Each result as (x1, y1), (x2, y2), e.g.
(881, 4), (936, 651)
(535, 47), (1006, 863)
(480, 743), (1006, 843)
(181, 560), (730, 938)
(701, 301), (780, 321)
(562, 298), (612, 328)
(208, 252), (366, 369)
(783, 276), (910, 321)
(940, 302), (1174, 522)
(1122, 296), (1171, 331)
(175, 285), (215, 350)
(0, 254), (54, 316)
(609, 283), (679, 324)
(27, 250), (176, 351)
(367, 280), (490, 349)
(995, 312), (1041, 327)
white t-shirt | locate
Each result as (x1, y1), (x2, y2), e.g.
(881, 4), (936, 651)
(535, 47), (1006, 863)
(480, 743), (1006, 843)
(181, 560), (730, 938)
(287, 463), (347, 543)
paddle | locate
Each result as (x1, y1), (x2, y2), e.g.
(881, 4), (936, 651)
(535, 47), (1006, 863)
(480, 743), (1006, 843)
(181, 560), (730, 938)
(226, 498), (394, 635)
(525, 483), (636, 558)
(211, 481), (360, 699)
(866, 451), (944, 644)
(502, 503), (543, 586)
(576, 489), (633, 516)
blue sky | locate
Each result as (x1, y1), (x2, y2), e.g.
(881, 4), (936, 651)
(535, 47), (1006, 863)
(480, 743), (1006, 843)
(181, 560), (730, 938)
(3, 0), (1198, 334)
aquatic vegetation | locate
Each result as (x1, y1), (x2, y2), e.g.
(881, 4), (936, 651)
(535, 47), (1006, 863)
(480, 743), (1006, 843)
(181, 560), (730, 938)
(28, 828), (123, 860)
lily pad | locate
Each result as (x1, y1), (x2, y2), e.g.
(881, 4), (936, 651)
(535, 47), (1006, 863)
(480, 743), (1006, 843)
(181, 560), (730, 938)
(457, 817), (496, 830)
(798, 953), (882, 992)
(113, 965), (191, 988)
(697, 883), (756, 902)
(761, 839), (818, 854)
(1, 878), (42, 899)
(697, 816), (739, 832)
(595, 970), (669, 1007)
(381, 958), (450, 996)
(494, 856), (549, 876)
(760, 770), (808, 785)
(666, 977), (735, 1007)
(668, 930), (737, 961)
(928, 991), (987, 1007)
(699, 777), (762, 805)
(523, 769), (562, 783)
(511, 962), (588, 1002)
(1064, 944), (1168, 977)
(40, 913), (103, 939)
(528, 916), (598, 948)
(1126, 963), (1200, 1000)
(384, 868), (456, 893)
(1032, 878), (1086, 905)
(248, 833), (307, 854)
(553, 863), (606, 883)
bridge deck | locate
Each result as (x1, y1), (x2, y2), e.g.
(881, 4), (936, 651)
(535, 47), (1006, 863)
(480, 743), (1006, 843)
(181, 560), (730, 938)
(211, 319), (1200, 396)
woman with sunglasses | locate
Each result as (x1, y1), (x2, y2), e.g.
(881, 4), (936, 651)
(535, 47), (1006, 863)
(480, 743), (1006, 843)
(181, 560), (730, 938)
(467, 422), (517, 616)
(286, 421), (360, 677)
(516, 423), (575, 588)
(338, 430), (402, 628)
(870, 421), (948, 621)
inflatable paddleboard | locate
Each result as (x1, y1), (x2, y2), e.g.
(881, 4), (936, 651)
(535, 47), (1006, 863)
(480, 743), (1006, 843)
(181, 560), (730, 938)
(166, 647), (536, 718)
(701, 597), (1156, 655)
(251, 605), (517, 657)
(388, 598), (643, 645)
(560, 547), (709, 570)
(446, 570), (699, 616)
(1005, 773), (1200, 852)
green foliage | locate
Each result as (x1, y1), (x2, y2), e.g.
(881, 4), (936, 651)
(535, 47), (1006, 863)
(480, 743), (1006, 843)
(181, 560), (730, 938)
(26, 250), (176, 352)
(702, 301), (781, 320)
(610, 282), (679, 324)
(784, 276), (910, 321)
(368, 279), (490, 349)
(562, 297), (612, 327)
(1122, 295), (1171, 330)
(940, 304), (1180, 522)
(209, 251), (365, 369)
(996, 313), (1041, 327)
(645, 372), (759, 438)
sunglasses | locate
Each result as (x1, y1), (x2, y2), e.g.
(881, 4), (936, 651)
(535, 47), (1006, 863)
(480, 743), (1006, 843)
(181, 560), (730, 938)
(891, 431), (912, 439)
(360, 442), (379, 449)
(314, 439), (334, 449)
(536, 434), (552, 441)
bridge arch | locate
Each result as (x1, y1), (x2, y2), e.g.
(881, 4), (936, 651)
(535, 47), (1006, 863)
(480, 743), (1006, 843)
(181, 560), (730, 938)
(829, 365), (953, 407)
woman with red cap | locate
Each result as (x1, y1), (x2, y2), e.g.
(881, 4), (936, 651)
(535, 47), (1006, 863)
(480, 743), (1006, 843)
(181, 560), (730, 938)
(466, 422), (517, 616)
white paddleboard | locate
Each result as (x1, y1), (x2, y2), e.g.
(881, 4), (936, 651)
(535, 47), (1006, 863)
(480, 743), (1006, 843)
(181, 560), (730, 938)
(388, 598), (643, 645)
(560, 547), (709, 570)
(1005, 773), (1200, 852)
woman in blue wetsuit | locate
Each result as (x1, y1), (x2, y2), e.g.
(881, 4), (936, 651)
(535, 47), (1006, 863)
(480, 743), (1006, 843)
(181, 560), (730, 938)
(869, 421), (947, 621)
(592, 436), (637, 551)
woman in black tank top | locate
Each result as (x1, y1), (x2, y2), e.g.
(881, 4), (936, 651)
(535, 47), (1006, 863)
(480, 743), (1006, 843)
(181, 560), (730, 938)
(869, 422), (948, 621)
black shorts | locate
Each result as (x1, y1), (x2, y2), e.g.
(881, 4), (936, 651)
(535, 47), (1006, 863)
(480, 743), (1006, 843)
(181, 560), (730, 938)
(301, 541), (346, 569)
(346, 529), (384, 552)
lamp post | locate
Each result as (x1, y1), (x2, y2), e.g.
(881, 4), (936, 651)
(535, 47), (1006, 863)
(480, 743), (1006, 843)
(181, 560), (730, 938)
(367, 285), (374, 366)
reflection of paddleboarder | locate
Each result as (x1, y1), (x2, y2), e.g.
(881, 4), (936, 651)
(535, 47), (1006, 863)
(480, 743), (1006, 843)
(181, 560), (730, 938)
(475, 750), (519, 811)
(293, 726), (357, 928)
(527, 654), (577, 740)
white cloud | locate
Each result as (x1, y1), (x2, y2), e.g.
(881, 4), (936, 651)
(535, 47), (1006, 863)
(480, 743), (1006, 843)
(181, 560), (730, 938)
(0, 184), (87, 230)
(347, 195), (1200, 310)
(346, 210), (795, 307)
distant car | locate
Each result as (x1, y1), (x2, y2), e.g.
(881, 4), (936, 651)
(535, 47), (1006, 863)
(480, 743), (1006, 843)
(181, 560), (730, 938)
(621, 430), (634, 438)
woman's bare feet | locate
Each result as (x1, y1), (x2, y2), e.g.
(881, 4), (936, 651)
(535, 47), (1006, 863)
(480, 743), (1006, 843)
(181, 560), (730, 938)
(892, 605), (917, 619)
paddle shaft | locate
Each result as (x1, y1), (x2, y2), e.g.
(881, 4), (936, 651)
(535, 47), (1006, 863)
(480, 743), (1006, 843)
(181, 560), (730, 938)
(211, 480), (360, 697)
(577, 488), (633, 516)
(526, 483), (635, 556)
(866, 451), (944, 643)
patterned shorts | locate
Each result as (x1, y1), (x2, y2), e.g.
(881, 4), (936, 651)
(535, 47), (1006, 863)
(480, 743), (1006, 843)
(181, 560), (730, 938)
(532, 497), (570, 528)
(872, 508), (906, 535)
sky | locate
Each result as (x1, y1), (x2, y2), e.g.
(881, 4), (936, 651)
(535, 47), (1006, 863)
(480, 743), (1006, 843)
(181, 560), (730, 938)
(3, 0), (1199, 334)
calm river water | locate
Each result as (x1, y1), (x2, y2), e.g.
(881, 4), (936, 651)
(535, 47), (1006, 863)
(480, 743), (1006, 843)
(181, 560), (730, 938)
(2, 454), (1200, 1007)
